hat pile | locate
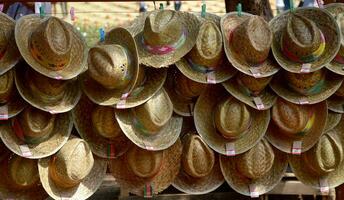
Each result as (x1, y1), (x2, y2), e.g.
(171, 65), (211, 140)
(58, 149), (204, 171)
(2, 3), (344, 199)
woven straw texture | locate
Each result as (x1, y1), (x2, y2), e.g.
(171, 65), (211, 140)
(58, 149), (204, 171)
(325, 111), (342, 132)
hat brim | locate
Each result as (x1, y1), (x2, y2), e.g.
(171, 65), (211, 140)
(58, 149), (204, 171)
(221, 12), (280, 77)
(194, 85), (270, 155)
(15, 15), (87, 80)
(270, 8), (340, 73)
(325, 110), (342, 133)
(0, 83), (27, 119)
(328, 95), (344, 113)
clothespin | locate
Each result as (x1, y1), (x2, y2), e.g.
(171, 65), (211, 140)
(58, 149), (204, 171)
(159, 3), (164, 10)
(70, 7), (75, 21)
(289, 0), (294, 12)
(99, 28), (105, 42)
(316, 0), (324, 8)
(236, 3), (242, 17)
(39, 6), (45, 18)
(0, 4), (4, 12)
(201, 0), (206, 18)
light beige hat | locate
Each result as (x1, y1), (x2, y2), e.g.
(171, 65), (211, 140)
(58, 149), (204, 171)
(220, 138), (288, 197)
(328, 81), (344, 113)
(221, 12), (279, 78)
(325, 110), (342, 132)
(15, 64), (81, 114)
(194, 85), (270, 156)
(0, 106), (73, 159)
(15, 15), (87, 80)
(38, 137), (107, 200)
(0, 12), (20, 75)
(266, 98), (327, 154)
(110, 138), (182, 197)
(172, 133), (224, 194)
(222, 72), (277, 110)
(72, 95), (132, 159)
(270, 7), (340, 73)
(116, 88), (183, 151)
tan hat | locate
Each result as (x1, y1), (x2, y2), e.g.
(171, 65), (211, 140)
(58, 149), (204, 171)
(15, 15), (87, 80)
(172, 133), (224, 194)
(266, 98), (327, 154)
(15, 64), (81, 114)
(220, 138), (288, 196)
(116, 88), (183, 151)
(325, 110), (342, 133)
(72, 95), (132, 159)
(109, 138), (182, 196)
(0, 13), (20, 75)
(194, 85), (270, 156)
(38, 137), (107, 200)
(131, 10), (200, 68)
(270, 69), (343, 105)
(222, 72), (277, 110)
(328, 81), (344, 113)
(270, 7), (340, 73)
(0, 106), (73, 159)
(221, 12), (279, 78)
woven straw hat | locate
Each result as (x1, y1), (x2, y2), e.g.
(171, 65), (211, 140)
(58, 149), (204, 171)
(15, 64), (81, 114)
(38, 137), (107, 200)
(270, 69), (343, 105)
(0, 106), (73, 159)
(220, 138), (288, 196)
(172, 133), (224, 194)
(328, 81), (344, 113)
(266, 98), (327, 154)
(110, 138), (182, 196)
(221, 12), (279, 78)
(0, 13), (20, 75)
(15, 15), (87, 80)
(325, 111), (342, 132)
(72, 95), (132, 159)
(222, 72), (277, 110)
(270, 7), (340, 73)
(116, 88), (183, 151)
(194, 85), (270, 156)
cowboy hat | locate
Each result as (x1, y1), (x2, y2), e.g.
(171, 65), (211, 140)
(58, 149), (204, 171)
(325, 110), (342, 133)
(266, 98), (327, 154)
(220, 138), (288, 196)
(194, 85), (270, 156)
(221, 12), (279, 77)
(115, 88), (183, 151)
(15, 15), (87, 80)
(109, 138), (182, 196)
(270, 7), (340, 73)
(38, 137), (107, 200)
(328, 81), (344, 113)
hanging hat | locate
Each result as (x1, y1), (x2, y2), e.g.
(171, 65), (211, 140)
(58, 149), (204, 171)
(72, 95), (132, 159)
(220, 138), (288, 196)
(266, 98), (327, 154)
(172, 133), (224, 194)
(110, 138), (182, 196)
(15, 15), (87, 80)
(269, 7), (340, 73)
(116, 88), (183, 151)
(221, 12), (279, 78)
(15, 64), (81, 114)
(325, 110), (342, 133)
(0, 106), (73, 159)
(270, 69), (343, 105)
(328, 81), (344, 113)
(194, 85), (270, 156)
(222, 72), (277, 110)
(0, 13), (20, 75)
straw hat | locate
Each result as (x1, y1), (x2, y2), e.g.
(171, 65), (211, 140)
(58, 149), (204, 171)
(269, 7), (340, 73)
(175, 15), (236, 84)
(15, 64), (81, 114)
(328, 81), (344, 113)
(194, 85), (270, 156)
(222, 72), (277, 110)
(270, 69), (343, 105)
(221, 12), (279, 78)
(220, 138), (288, 196)
(165, 68), (207, 117)
(131, 10), (200, 68)
(116, 88), (183, 151)
(325, 110), (342, 133)
(72, 95), (132, 159)
(38, 137), (107, 200)
(0, 106), (73, 159)
(109, 138), (182, 196)
(172, 133), (224, 194)
(15, 15), (87, 80)
(0, 13), (20, 75)
(266, 98), (327, 154)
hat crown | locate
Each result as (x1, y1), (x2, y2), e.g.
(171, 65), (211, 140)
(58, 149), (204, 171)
(8, 156), (39, 188)
(236, 139), (274, 179)
(285, 70), (325, 96)
(182, 134), (215, 178)
(0, 29), (9, 53)
(88, 45), (133, 90)
(214, 97), (251, 139)
(237, 73), (272, 94)
(0, 70), (14, 104)
(175, 73), (206, 99)
(336, 14), (344, 49)
(91, 105), (121, 139)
